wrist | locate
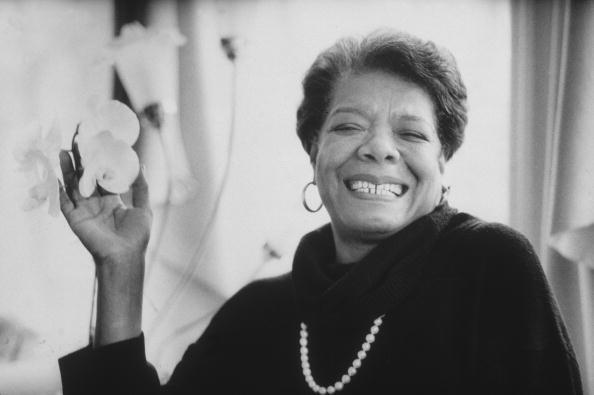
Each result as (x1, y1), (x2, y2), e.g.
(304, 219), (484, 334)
(96, 254), (144, 298)
(93, 253), (145, 347)
(94, 250), (145, 268)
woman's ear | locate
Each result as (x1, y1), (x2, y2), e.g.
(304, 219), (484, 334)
(309, 139), (319, 166)
(438, 152), (446, 174)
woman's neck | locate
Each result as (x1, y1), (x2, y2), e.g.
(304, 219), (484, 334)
(332, 230), (383, 264)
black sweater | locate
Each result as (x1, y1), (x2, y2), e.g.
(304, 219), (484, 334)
(59, 205), (583, 394)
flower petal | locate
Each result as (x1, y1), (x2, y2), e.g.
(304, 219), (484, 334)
(13, 123), (43, 165)
(78, 167), (98, 198)
(22, 185), (46, 210)
(21, 163), (59, 213)
(78, 100), (139, 146)
(15, 118), (73, 216)
(79, 131), (140, 196)
(110, 22), (186, 49)
(42, 118), (63, 161)
(16, 133), (61, 214)
(22, 197), (43, 211)
(47, 176), (60, 216)
(96, 148), (139, 194)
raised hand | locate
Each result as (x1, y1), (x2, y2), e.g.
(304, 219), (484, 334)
(59, 150), (151, 345)
(58, 150), (152, 265)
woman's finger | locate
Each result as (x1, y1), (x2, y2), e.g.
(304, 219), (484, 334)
(131, 165), (150, 209)
(59, 150), (76, 200)
(59, 150), (83, 204)
(58, 180), (75, 217)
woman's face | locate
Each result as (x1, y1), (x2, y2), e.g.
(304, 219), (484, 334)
(313, 70), (445, 242)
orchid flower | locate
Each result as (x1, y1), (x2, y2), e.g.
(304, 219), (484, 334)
(106, 22), (197, 205)
(76, 99), (140, 197)
(107, 21), (186, 112)
(14, 121), (62, 216)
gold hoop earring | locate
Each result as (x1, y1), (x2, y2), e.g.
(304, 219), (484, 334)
(302, 181), (323, 213)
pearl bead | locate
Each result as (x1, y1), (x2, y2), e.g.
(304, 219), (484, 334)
(299, 314), (385, 393)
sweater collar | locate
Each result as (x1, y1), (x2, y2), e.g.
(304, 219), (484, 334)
(292, 203), (458, 324)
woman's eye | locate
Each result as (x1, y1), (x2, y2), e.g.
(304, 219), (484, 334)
(332, 124), (364, 133)
(399, 130), (428, 141)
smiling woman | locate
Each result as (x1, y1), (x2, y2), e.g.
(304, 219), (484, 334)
(9, 1), (588, 394)
(58, 30), (583, 395)
(298, 32), (466, 265)
(314, 71), (445, 263)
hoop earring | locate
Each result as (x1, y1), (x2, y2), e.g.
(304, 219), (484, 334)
(302, 181), (323, 213)
(440, 185), (451, 205)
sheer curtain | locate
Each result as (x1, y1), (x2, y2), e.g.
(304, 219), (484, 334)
(511, 0), (594, 392)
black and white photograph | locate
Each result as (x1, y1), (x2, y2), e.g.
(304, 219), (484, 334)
(0, 0), (592, 394)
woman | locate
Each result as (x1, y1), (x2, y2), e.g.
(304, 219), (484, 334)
(58, 32), (582, 394)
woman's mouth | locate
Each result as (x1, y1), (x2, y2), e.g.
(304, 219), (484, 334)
(345, 180), (408, 197)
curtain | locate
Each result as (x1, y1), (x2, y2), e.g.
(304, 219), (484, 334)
(511, 0), (594, 392)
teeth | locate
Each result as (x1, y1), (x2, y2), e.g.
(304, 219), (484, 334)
(348, 181), (405, 197)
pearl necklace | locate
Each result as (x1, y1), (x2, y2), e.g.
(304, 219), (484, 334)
(299, 315), (385, 394)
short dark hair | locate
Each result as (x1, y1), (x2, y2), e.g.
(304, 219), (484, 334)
(296, 31), (468, 161)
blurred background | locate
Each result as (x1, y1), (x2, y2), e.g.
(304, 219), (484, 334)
(0, 0), (592, 393)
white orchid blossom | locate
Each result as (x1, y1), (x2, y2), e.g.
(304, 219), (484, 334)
(14, 121), (62, 216)
(106, 22), (197, 205)
(110, 21), (186, 49)
(107, 22), (186, 112)
(77, 100), (140, 197)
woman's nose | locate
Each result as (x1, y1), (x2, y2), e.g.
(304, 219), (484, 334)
(357, 127), (400, 163)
